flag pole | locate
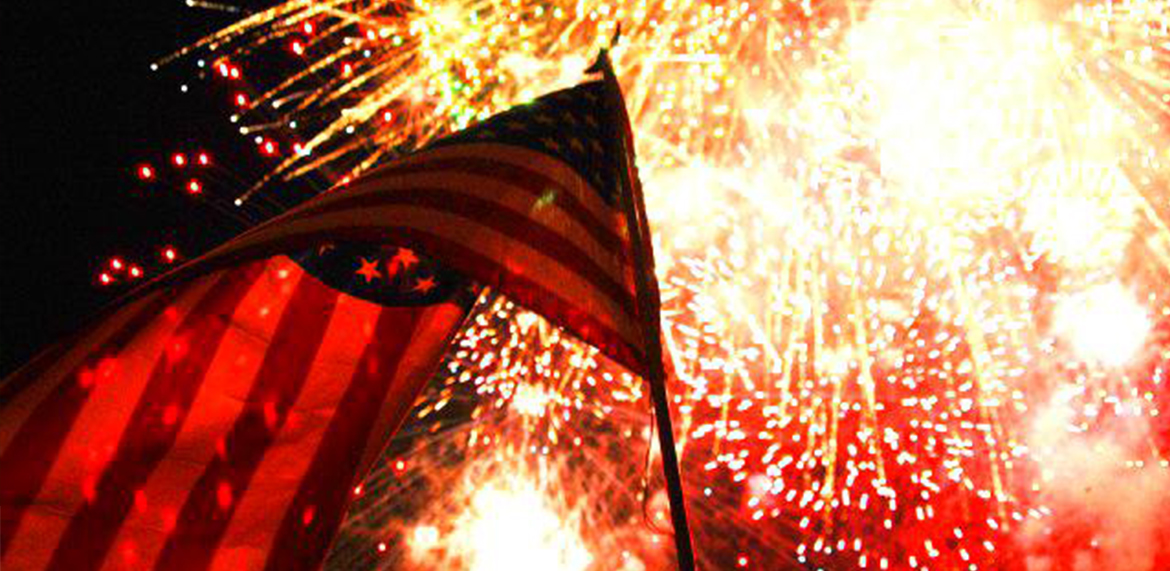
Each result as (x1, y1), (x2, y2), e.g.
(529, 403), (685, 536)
(590, 48), (698, 571)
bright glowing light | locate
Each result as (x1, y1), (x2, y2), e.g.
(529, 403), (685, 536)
(408, 525), (440, 560)
(510, 382), (552, 418)
(849, 0), (1067, 207)
(1023, 162), (1140, 271)
(1055, 281), (1151, 366)
(452, 481), (592, 571)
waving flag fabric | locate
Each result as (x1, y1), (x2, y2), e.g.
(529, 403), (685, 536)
(135, 79), (645, 374)
(1, 76), (646, 570)
(1, 246), (473, 570)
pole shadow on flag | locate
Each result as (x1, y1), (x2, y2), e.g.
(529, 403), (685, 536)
(1, 51), (698, 570)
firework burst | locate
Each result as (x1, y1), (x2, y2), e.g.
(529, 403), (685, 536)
(155, 0), (1170, 568)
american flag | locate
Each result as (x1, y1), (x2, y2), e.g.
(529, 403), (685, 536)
(147, 78), (643, 374)
(1, 76), (647, 569)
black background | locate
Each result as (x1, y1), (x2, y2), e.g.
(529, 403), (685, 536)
(2, 2), (266, 373)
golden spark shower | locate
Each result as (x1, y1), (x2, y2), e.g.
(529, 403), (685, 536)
(146, 0), (1170, 568)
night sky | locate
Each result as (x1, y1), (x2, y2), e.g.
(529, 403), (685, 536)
(2, 2), (263, 374)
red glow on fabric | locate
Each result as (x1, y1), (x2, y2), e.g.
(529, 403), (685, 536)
(216, 482), (233, 511)
(133, 490), (148, 514)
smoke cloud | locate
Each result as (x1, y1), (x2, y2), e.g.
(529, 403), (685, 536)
(1019, 386), (1170, 570)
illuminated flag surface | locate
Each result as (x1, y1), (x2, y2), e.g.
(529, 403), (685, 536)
(1, 78), (647, 570)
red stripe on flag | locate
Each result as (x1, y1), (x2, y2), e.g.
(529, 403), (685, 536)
(43, 261), (267, 571)
(1, 291), (171, 459)
(0, 296), (159, 408)
(354, 301), (469, 474)
(0, 343), (69, 408)
(261, 306), (428, 570)
(301, 168), (629, 278)
(150, 271), (340, 570)
(95, 260), (304, 570)
(206, 292), (385, 570)
(345, 156), (628, 258)
(370, 143), (615, 225)
(3, 277), (223, 570)
(0, 291), (175, 556)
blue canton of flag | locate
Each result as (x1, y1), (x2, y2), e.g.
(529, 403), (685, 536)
(293, 242), (477, 309)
